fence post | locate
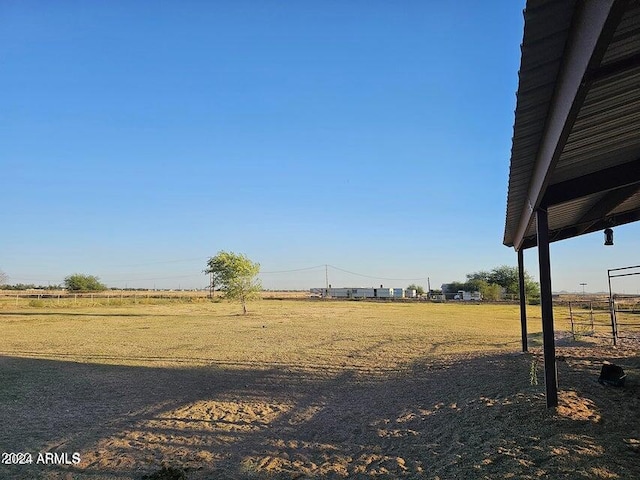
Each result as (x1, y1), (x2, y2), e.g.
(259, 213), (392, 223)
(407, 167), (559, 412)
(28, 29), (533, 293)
(610, 295), (618, 346)
(569, 302), (575, 339)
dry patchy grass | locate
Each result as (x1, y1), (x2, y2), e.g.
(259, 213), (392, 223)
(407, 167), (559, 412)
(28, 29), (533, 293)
(0, 300), (545, 371)
(0, 300), (638, 480)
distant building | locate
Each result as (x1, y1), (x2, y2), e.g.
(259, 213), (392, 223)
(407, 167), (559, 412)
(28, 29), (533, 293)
(310, 287), (406, 299)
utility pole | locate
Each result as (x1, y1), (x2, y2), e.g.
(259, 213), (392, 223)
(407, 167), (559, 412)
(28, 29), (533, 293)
(325, 264), (329, 299)
(427, 277), (431, 294)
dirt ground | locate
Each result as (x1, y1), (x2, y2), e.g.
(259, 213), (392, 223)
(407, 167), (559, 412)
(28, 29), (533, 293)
(1, 337), (639, 479)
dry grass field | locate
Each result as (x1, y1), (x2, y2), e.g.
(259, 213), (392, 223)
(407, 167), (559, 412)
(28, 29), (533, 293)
(0, 299), (639, 479)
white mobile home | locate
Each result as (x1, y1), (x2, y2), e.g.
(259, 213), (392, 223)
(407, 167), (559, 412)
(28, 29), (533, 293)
(375, 288), (393, 298)
(311, 287), (402, 299)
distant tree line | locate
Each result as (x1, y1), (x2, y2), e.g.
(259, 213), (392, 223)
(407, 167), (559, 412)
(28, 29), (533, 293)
(109, 287), (158, 291)
(0, 269), (109, 292)
(0, 283), (63, 290)
(443, 265), (539, 301)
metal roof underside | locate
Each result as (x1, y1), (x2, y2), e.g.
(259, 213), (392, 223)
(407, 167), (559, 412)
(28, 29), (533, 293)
(504, 0), (640, 250)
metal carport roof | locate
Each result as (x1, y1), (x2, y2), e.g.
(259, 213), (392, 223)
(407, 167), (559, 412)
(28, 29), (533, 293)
(503, 0), (640, 408)
(504, 0), (640, 251)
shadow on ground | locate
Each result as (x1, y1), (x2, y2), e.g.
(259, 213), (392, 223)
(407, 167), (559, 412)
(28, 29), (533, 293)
(1, 344), (639, 480)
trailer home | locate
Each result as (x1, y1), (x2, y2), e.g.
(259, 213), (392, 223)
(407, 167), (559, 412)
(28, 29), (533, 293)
(311, 287), (400, 299)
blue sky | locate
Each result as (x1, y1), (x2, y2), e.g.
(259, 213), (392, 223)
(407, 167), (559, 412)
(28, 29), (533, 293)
(2, 1), (639, 293)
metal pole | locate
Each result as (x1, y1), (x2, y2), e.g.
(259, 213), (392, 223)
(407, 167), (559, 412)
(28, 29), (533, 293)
(517, 249), (528, 352)
(569, 301), (575, 339)
(536, 208), (558, 408)
(611, 296), (618, 346)
(325, 265), (329, 299)
(607, 269), (617, 345)
(325, 265), (328, 289)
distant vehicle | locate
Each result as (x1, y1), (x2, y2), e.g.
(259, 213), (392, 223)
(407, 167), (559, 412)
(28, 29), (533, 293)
(454, 290), (482, 301)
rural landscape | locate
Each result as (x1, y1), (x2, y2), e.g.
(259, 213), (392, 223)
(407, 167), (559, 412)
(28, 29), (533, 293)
(4, 1), (640, 479)
(1, 291), (639, 479)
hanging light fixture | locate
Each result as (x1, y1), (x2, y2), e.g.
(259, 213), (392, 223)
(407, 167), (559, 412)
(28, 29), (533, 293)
(604, 228), (614, 246)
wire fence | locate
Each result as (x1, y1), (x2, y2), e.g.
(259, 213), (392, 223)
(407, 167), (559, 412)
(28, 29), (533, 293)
(0, 290), (212, 308)
(0, 289), (315, 308)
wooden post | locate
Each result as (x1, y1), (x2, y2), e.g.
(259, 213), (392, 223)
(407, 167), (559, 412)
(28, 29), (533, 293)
(517, 249), (528, 352)
(536, 207), (558, 408)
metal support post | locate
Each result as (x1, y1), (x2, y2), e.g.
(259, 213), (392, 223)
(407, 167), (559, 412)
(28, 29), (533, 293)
(517, 249), (528, 352)
(536, 208), (558, 408)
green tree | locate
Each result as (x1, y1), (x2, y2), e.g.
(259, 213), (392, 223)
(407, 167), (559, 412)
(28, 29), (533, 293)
(479, 282), (502, 301)
(407, 284), (425, 296)
(64, 274), (107, 292)
(466, 265), (539, 300)
(205, 251), (261, 314)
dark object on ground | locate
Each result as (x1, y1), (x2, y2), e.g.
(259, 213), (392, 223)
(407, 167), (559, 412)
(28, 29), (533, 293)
(599, 362), (626, 387)
(142, 465), (187, 480)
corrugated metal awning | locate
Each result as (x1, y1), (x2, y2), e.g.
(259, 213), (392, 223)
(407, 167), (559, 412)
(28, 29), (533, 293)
(504, 0), (640, 250)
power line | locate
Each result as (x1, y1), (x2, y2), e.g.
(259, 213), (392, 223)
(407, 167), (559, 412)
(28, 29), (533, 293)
(111, 257), (207, 268)
(102, 274), (201, 282)
(260, 263), (428, 281)
(260, 265), (326, 274)
(5, 262), (429, 288)
(327, 265), (428, 282)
